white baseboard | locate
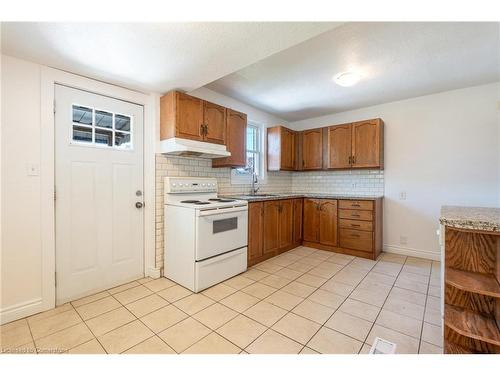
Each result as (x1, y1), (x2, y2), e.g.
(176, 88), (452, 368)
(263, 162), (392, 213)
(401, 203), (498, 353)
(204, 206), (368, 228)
(383, 244), (441, 261)
(147, 266), (161, 279)
(0, 298), (44, 325)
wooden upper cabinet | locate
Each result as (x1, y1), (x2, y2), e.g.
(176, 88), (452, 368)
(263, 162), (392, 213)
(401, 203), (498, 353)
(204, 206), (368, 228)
(160, 91), (204, 141)
(279, 200), (293, 250)
(293, 198), (303, 245)
(319, 200), (338, 247)
(267, 126), (296, 171)
(303, 198), (319, 242)
(301, 128), (323, 170)
(263, 201), (280, 254)
(326, 124), (352, 169)
(247, 202), (264, 264)
(160, 91), (248, 147)
(212, 109), (247, 168)
(281, 128), (296, 170)
(203, 101), (226, 145)
(351, 119), (384, 169)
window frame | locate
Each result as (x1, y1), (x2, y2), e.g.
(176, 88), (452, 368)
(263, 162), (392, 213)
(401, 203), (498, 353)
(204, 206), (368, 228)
(230, 120), (267, 185)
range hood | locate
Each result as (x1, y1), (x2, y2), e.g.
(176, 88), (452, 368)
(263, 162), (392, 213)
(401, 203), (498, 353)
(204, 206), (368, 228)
(160, 138), (231, 159)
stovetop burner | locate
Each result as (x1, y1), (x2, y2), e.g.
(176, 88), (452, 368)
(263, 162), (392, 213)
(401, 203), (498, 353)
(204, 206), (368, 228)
(208, 198), (236, 203)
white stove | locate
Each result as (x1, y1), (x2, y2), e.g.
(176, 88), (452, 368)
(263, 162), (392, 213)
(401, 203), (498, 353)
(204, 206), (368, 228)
(163, 177), (248, 292)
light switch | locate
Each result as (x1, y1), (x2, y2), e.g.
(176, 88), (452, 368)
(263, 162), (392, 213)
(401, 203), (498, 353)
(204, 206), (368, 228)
(399, 191), (407, 200)
(26, 163), (40, 176)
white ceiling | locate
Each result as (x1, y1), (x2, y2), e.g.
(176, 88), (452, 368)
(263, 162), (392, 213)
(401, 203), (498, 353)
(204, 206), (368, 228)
(0, 22), (339, 93)
(206, 22), (500, 121)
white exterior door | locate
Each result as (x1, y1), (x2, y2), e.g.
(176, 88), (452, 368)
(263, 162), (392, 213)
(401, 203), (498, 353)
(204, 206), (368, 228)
(55, 85), (144, 304)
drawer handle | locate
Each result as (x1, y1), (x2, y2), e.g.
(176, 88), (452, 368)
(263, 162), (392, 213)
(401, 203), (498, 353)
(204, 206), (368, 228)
(351, 214), (360, 217)
(351, 203), (360, 207)
(351, 224), (360, 227)
(350, 234), (360, 238)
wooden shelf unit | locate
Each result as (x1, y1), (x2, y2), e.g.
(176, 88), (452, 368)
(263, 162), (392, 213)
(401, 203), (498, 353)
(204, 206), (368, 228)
(443, 226), (500, 354)
(445, 267), (500, 298)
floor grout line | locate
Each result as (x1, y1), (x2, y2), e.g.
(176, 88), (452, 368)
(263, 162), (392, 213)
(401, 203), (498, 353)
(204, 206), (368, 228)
(2, 247), (441, 354)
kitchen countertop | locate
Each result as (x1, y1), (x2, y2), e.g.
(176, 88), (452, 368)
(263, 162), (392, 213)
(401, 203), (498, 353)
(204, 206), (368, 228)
(440, 205), (500, 232)
(223, 193), (383, 202)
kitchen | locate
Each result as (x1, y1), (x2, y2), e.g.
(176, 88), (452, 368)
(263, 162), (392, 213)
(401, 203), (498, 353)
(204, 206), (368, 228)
(1, 8), (499, 370)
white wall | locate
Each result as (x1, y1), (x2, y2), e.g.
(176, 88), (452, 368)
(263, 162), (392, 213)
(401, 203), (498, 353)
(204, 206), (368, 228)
(290, 83), (500, 259)
(1, 56), (44, 317)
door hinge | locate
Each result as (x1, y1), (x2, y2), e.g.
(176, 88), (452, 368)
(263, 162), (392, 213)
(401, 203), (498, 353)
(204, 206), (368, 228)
(55, 272), (57, 287)
(53, 100), (56, 114)
(54, 187), (56, 201)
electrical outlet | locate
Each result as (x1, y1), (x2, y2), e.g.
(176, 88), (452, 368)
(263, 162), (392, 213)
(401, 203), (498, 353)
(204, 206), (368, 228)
(400, 236), (408, 245)
(399, 191), (407, 200)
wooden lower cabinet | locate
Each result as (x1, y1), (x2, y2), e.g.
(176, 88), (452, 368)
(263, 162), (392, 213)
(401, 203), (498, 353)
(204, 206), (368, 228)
(303, 198), (338, 247)
(247, 199), (296, 266)
(292, 198), (303, 245)
(303, 197), (383, 260)
(303, 198), (320, 242)
(263, 201), (281, 254)
(247, 202), (264, 265)
(279, 199), (293, 251)
(319, 200), (338, 247)
(248, 197), (383, 266)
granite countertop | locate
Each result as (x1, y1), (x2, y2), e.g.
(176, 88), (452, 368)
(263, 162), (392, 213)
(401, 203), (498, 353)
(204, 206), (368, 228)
(440, 205), (500, 232)
(223, 193), (383, 202)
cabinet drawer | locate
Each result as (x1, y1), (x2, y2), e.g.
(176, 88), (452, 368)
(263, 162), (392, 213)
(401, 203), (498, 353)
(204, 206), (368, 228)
(339, 200), (373, 211)
(339, 219), (373, 231)
(339, 229), (373, 252)
(338, 209), (373, 221)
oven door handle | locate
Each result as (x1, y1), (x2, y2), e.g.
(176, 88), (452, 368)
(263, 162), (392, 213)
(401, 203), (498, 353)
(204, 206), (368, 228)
(197, 206), (248, 217)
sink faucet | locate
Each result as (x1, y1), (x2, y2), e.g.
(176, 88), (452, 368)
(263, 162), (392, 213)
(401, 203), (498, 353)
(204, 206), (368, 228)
(249, 158), (259, 196)
(251, 170), (260, 196)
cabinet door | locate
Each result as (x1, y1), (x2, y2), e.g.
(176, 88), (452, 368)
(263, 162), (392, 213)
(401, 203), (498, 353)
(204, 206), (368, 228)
(212, 109), (246, 168)
(293, 198), (303, 245)
(319, 200), (338, 247)
(279, 200), (293, 250)
(175, 92), (204, 141)
(203, 101), (226, 145)
(327, 124), (352, 169)
(248, 202), (264, 262)
(351, 119), (383, 168)
(302, 128), (323, 170)
(281, 128), (295, 170)
(263, 201), (280, 254)
(303, 198), (319, 242)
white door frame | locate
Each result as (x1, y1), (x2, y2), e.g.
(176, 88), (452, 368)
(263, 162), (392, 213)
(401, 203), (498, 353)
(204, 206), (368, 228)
(40, 67), (158, 312)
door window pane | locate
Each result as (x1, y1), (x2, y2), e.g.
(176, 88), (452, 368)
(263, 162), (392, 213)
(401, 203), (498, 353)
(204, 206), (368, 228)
(115, 132), (131, 149)
(95, 110), (113, 129)
(115, 114), (131, 131)
(95, 128), (113, 146)
(72, 125), (93, 143)
(72, 105), (93, 125)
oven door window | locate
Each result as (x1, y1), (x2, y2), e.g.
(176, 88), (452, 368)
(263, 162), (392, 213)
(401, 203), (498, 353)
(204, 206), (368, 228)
(212, 217), (238, 234)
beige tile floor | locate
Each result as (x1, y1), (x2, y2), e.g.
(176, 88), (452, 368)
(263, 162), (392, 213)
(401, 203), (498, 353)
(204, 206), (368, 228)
(0, 247), (443, 354)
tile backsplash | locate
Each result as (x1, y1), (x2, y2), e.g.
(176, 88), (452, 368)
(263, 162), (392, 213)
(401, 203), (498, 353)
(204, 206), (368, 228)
(155, 154), (384, 270)
(291, 169), (384, 196)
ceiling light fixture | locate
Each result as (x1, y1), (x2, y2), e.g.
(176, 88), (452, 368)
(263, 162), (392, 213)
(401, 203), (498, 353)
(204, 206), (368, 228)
(333, 71), (361, 87)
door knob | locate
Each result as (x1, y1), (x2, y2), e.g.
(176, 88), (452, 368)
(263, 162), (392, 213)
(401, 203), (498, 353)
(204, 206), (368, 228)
(135, 202), (144, 209)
